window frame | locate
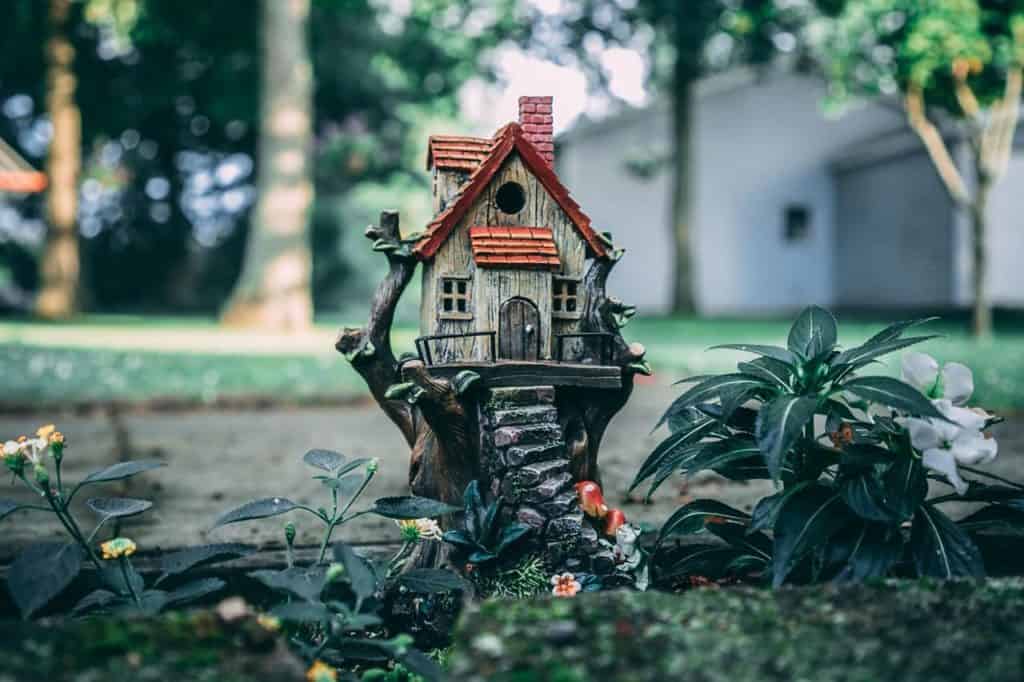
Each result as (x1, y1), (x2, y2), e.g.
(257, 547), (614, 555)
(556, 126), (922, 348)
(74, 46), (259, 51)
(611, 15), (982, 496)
(552, 276), (583, 320)
(438, 274), (473, 320)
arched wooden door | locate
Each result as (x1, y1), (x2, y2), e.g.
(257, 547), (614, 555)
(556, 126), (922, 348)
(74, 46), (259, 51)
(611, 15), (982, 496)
(499, 297), (540, 360)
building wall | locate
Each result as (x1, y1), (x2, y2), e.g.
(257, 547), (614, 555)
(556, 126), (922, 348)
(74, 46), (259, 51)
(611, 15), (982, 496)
(420, 151), (588, 362)
(833, 149), (955, 307)
(558, 70), (904, 314)
(984, 147), (1024, 307)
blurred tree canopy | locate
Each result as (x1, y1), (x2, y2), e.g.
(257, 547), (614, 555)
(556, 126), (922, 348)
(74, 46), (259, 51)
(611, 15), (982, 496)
(816, 0), (1024, 337)
(0, 0), (522, 313)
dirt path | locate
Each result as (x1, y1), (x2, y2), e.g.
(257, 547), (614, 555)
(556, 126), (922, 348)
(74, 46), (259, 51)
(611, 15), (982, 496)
(2, 381), (1021, 560)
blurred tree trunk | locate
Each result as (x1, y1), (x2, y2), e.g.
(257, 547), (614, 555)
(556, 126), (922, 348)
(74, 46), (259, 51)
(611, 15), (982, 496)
(670, 61), (698, 315)
(221, 0), (313, 331)
(35, 0), (81, 320)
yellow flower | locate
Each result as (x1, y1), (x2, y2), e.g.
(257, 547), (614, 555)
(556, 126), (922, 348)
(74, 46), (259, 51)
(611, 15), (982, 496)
(36, 425), (56, 440)
(396, 518), (443, 542)
(49, 431), (65, 446)
(306, 660), (337, 682)
(256, 613), (281, 632)
(100, 537), (137, 560)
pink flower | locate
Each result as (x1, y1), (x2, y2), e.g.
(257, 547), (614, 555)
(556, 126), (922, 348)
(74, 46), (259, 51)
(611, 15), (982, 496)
(550, 573), (581, 597)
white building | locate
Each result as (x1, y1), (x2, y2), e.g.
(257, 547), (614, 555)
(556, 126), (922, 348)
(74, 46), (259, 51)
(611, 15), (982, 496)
(556, 68), (1024, 315)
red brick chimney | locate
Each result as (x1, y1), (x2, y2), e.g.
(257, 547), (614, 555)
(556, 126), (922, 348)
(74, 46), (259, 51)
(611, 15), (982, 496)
(518, 95), (554, 165)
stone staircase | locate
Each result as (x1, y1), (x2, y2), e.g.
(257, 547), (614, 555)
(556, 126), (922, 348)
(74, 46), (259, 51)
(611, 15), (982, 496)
(480, 385), (613, 574)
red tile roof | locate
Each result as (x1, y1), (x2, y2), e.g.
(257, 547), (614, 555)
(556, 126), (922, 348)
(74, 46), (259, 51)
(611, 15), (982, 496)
(426, 135), (493, 172)
(415, 123), (609, 261)
(470, 225), (561, 270)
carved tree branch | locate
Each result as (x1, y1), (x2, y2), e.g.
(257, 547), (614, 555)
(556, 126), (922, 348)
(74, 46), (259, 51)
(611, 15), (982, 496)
(335, 210), (417, 446)
(562, 248), (650, 483)
(399, 361), (479, 504)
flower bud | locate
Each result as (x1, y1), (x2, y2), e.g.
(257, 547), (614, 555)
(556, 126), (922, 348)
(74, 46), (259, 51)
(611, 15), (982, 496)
(34, 464), (49, 486)
(325, 562), (345, 583)
(284, 522), (296, 547)
(366, 458), (379, 474)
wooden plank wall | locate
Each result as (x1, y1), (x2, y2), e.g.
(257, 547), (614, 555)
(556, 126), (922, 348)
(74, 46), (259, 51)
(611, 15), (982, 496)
(420, 152), (591, 363)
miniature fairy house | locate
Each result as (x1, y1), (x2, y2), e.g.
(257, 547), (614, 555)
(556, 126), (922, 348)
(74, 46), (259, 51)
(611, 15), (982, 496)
(337, 96), (648, 578)
(416, 97), (612, 366)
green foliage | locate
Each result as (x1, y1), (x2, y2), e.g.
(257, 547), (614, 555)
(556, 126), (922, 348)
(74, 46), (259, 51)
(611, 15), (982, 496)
(819, 0), (1024, 114)
(471, 555), (550, 599)
(642, 306), (1024, 587)
(442, 481), (532, 566)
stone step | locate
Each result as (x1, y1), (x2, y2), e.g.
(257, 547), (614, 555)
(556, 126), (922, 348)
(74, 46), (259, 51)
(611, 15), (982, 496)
(504, 443), (565, 468)
(486, 386), (555, 409)
(509, 459), (569, 488)
(493, 423), (563, 449)
(489, 405), (559, 427)
(518, 472), (573, 504)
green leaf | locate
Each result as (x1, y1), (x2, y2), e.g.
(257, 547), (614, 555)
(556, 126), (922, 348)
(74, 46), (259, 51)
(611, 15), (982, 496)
(398, 647), (446, 682)
(303, 449), (346, 472)
(632, 418), (718, 492)
(321, 474), (363, 498)
(838, 444), (892, 476)
(335, 457), (372, 477)
(911, 503), (984, 578)
(881, 455), (928, 520)
(371, 496), (460, 519)
(841, 376), (949, 420)
(708, 344), (799, 366)
(738, 357), (794, 389)
(749, 483), (809, 533)
(334, 543), (378, 604)
(958, 504), (1024, 534)
(270, 601), (332, 624)
(249, 566), (327, 602)
(840, 473), (902, 523)
(213, 497), (299, 528)
(157, 543), (255, 583)
(685, 439), (762, 480)
(772, 484), (850, 587)
(863, 317), (939, 346)
(832, 335), (939, 372)
(80, 460), (165, 486)
(755, 395), (818, 481)
(86, 497), (152, 519)
(164, 577), (225, 607)
(71, 589), (121, 616)
(496, 524), (532, 553)
(397, 568), (466, 593)
(656, 374), (769, 430)
(827, 522), (903, 582)
(788, 305), (837, 359)
(8, 542), (83, 618)
(707, 522), (772, 561)
(0, 499), (26, 521)
(657, 499), (751, 545)
(657, 545), (746, 581)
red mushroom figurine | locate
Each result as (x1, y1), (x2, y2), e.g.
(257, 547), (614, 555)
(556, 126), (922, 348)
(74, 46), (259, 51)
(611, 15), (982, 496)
(575, 480), (609, 519)
(604, 508), (627, 536)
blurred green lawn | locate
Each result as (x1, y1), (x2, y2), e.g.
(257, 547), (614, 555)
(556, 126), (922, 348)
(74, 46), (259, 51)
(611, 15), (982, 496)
(1, 313), (1022, 410)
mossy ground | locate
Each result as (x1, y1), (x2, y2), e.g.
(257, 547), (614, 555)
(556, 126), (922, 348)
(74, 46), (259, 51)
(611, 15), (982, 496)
(449, 579), (1024, 682)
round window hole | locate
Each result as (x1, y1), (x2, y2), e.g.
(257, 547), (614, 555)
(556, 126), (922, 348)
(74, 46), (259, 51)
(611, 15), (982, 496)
(495, 182), (526, 214)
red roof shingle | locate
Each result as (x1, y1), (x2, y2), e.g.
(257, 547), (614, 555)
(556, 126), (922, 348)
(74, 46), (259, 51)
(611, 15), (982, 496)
(415, 123), (609, 261)
(426, 135), (493, 172)
(470, 225), (561, 270)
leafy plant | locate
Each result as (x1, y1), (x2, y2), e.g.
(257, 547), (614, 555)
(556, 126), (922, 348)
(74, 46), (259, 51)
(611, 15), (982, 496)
(215, 447), (463, 680)
(638, 307), (1019, 587)
(2, 425), (232, 617)
(442, 481), (531, 567)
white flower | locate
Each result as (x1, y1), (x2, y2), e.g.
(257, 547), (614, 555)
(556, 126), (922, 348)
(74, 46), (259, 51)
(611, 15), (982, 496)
(18, 438), (48, 465)
(900, 399), (998, 495)
(3, 441), (20, 456)
(901, 352), (974, 405)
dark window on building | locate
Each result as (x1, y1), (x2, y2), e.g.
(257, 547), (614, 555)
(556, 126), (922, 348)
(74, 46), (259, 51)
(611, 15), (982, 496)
(553, 277), (581, 318)
(495, 181), (526, 214)
(784, 204), (811, 242)
(440, 276), (472, 319)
